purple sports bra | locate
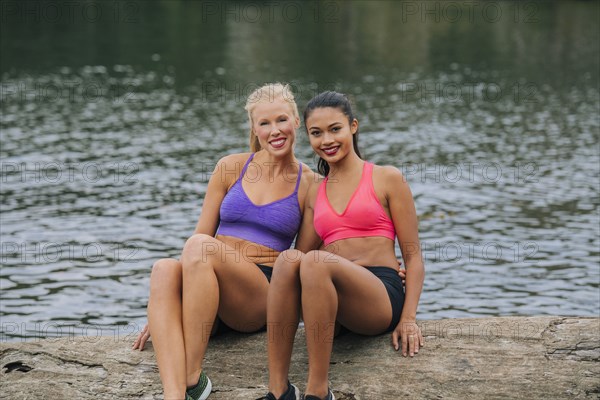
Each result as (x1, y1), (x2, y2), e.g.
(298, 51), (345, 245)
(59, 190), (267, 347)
(216, 153), (303, 252)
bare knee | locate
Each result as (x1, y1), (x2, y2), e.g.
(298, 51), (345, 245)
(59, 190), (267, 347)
(299, 251), (332, 283)
(150, 258), (182, 292)
(278, 249), (304, 265)
(181, 233), (219, 272)
(271, 250), (303, 283)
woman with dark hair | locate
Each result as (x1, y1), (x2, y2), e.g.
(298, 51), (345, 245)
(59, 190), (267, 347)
(261, 92), (424, 400)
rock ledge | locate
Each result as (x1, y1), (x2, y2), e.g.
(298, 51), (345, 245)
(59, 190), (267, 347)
(1, 316), (598, 399)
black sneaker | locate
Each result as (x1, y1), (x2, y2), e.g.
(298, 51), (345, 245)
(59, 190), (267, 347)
(304, 388), (335, 400)
(256, 381), (299, 400)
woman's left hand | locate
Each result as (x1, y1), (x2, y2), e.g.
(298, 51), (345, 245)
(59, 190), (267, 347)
(392, 318), (424, 357)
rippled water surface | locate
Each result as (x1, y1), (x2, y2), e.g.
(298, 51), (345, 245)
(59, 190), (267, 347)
(1, 1), (599, 339)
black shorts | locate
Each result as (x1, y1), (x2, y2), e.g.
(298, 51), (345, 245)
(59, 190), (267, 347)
(212, 263), (272, 335)
(365, 266), (405, 333)
(256, 263), (273, 282)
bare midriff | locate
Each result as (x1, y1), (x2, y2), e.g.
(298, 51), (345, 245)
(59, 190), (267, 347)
(214, 235), (398, 269)
(216, 234), (280, 267)
(322, 236), (399, 270)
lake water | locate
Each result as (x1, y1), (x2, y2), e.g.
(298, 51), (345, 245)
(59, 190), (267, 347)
(1, 1), (599, 340)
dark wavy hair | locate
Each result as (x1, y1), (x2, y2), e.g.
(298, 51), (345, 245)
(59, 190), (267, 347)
(303, 91), (362, 176)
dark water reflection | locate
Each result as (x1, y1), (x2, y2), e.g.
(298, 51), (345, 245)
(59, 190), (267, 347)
(1, 1), (598, 339)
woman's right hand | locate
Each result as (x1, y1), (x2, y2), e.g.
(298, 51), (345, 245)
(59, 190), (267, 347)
(132, 323), (150, 351)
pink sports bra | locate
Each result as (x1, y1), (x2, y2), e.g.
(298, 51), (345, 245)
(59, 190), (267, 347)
(314, 162), (396, 246)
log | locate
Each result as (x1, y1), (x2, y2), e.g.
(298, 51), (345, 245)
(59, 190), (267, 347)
(1, 316), (598, 399)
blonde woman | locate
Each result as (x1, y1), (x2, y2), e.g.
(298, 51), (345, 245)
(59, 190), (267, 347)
(133, 83), (317, 400)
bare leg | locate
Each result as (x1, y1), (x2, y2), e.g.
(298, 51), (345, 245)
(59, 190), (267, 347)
(147, 258), (187, 399)
(180, 234), (220, 388)
(180, 234), (271, 388)
(267, 250), (303, 397)
(300, 251), (393, 399)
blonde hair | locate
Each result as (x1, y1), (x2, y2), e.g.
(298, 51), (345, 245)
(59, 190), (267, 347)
(245, 83), (300, 152)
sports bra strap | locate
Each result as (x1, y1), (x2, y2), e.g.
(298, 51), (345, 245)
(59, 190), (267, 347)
(239, 153), (255, 178)
(364, 161), (374, 180)
(294, 162), (303, 193)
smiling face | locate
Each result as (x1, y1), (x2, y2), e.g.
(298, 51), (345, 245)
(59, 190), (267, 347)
(306, 107), (358, 163)
(251, 96), (300, 155)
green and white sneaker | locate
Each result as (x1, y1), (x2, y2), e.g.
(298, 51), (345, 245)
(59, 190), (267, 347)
(186, 371), (212, 400)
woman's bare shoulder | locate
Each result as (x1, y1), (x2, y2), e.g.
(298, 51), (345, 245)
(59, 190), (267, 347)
(373, 163), (406, 181)
(372, 164), (411, 199)
(300, 164), (324, 186)
(210, 152), (253, 188)
(217, 152), (253, 168)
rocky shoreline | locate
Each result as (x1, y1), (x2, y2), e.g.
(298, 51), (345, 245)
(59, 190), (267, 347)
(1, 316), (598, 399)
